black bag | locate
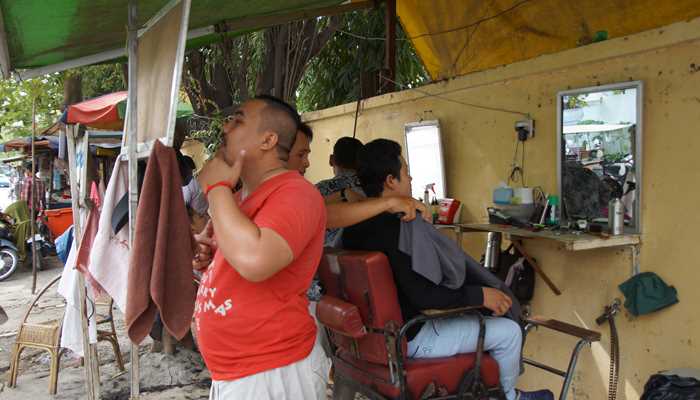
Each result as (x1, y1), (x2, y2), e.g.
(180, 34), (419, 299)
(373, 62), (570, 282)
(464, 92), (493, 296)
(641, 374), (700, 400)
(489, 244), (536, 304)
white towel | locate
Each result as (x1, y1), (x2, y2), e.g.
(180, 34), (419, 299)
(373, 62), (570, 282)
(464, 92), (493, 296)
(88, 158), (130, 312)
(58, 238), (97, 357)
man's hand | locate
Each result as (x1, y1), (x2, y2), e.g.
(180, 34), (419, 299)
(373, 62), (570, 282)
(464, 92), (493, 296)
(482, 287), (513, 316)
(197, 149), (245, 189)
(386, 196), (432, 223)
(193, 221), (216, 271)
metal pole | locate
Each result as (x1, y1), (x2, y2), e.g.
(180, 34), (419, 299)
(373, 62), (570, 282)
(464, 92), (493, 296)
(384, 0), (396, 93)
(66, 125), (100, 400)
(127, 2), (140, 398)
(30, 98), (37, 294)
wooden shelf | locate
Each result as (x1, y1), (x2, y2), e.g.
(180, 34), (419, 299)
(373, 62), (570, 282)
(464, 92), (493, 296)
(458, 223), (640, 251)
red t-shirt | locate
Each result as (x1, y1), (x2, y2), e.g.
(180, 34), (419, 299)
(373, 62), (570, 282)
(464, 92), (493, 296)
(194, 171), (326, 381)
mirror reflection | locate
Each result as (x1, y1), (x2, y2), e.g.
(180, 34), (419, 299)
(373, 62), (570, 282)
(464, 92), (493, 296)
(405, 121), (446, 201)
(559, 83), (642, 233)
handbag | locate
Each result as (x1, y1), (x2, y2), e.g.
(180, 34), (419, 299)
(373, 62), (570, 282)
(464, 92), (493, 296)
(490, 244), (535, 304)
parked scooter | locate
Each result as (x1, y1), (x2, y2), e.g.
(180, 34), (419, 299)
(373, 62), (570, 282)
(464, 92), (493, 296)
(0, 215), (20, 281)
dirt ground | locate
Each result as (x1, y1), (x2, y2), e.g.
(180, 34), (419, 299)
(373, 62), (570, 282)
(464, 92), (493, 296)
(0, 257), (211, 399)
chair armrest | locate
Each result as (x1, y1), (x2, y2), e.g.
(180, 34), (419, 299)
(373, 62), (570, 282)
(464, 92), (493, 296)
(421, 306), (483, 317)
(525, 316), (601, 342)
(316, 296), (367, 339)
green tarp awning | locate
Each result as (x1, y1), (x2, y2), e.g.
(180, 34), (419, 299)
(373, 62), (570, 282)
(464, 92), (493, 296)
(1, 0), (347, 71)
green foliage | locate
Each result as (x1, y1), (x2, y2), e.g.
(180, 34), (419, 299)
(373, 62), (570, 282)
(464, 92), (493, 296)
(0, 74), (64, 140)
(296, 8), (428, 113)
(563, 94), (588, 110)
(79, 63), (126, 99)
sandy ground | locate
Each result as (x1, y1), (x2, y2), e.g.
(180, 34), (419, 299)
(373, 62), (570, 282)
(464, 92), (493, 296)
(0, 258), (212, 399)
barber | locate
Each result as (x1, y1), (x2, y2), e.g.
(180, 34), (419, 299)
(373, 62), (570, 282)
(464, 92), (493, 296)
(193, 95), (328, 400)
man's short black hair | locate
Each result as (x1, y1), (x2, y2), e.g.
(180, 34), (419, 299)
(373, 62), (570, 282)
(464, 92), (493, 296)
(298, 122), (313, 141)
(333, 137), (363, 170)
(253, 95), (301, 161)
(357, 139), (402, 198)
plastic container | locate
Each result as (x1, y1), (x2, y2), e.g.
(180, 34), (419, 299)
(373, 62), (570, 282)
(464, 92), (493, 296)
(44, 207), (73, 238)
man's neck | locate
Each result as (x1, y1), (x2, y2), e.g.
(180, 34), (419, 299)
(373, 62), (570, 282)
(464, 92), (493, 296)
(240, 157), (286, 194)
(334, 167), (356, 177)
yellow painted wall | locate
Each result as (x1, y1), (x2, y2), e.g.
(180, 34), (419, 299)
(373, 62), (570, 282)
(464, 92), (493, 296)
(303, 17), (700, 399)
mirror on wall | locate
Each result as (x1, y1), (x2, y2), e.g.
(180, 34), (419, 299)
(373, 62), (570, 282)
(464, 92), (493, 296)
(557, 81), (643, 233)
(404, 120), (446, 201)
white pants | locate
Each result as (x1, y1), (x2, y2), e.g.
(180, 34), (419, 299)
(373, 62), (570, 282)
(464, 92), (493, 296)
(209, 338), (330, 400)
(407, 316), (522, 400)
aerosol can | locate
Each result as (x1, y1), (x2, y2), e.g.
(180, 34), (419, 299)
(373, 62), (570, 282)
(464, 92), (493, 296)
(608, 198), (624, 235)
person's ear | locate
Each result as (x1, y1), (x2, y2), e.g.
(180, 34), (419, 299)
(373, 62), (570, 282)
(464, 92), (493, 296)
(329, 154), (335, 167)
(260, 131), (279, 151)
(384, 174), (399, 192)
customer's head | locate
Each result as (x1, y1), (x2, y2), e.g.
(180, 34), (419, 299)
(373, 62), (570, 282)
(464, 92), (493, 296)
(330, 137), (363, 175)
(357, 139), (412, 198)
(220, 95), (300, 169)
(288, 122), (313, 175)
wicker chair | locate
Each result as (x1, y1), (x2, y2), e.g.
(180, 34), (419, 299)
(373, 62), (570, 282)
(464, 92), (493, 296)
(7, 275), (65, 395)
(95, 297), (125, 372)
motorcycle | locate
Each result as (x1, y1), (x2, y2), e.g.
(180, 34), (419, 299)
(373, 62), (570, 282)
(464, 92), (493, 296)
(0, 216), (19, 281)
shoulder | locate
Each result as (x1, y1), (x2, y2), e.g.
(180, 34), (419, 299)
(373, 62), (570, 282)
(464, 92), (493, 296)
(343, 212), (400, 244)
(268, 173), (325, 213)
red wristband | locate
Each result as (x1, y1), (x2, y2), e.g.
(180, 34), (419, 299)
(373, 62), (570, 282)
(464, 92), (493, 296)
(205, 181), (233, 197)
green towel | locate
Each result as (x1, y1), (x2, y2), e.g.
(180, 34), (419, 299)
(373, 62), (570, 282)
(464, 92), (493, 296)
(4, 201), (32, 261)
(618, 272), (678, 316)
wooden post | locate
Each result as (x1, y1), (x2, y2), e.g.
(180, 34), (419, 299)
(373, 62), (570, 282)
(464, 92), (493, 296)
(384, 0), (397, 93)
(67, 125), (101, 399)
(30, 99), (37, 294)
(127, 2), (141, 398)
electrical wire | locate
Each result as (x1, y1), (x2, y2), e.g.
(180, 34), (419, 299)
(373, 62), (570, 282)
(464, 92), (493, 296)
(380, 73), (529, 117)
(336, 0), (535, 42)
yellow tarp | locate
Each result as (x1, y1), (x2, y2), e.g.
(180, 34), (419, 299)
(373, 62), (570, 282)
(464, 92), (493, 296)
(398, 0), (700, 81)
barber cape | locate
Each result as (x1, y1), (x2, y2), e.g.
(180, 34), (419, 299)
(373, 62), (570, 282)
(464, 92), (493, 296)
(399, 216), (521, 323)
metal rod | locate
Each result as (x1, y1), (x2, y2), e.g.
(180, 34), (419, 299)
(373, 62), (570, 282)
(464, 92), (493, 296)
(66, 125), (100, 400)
(384, 0), (396, 92)
(30, 98), (37, 294)
(559, 340), (589, 400)
(522, 357), (567, 377)
(127, 2), (140, 398)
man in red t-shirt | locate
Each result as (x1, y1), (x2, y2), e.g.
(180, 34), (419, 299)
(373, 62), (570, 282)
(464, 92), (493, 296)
(194, 95), (328, 399)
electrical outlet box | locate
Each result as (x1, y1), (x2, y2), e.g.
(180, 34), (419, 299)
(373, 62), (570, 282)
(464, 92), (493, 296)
(515, 119), (535, 141)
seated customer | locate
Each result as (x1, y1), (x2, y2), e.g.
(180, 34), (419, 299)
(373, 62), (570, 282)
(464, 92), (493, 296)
(342, 139), (553, 400)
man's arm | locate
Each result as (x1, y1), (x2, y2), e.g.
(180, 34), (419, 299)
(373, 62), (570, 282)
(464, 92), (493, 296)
(207, 187), (293, 282)
(326, 196), (429, 229)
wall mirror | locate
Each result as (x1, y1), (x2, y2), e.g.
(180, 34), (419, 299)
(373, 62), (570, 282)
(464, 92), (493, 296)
(557, 81), (643, 233)
(404, 120), (446, 201)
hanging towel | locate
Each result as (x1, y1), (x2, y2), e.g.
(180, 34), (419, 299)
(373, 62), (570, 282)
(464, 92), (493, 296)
(87, 158), (130, 312)
(126, 140), (196, 343)
(58, 229), (98, 356)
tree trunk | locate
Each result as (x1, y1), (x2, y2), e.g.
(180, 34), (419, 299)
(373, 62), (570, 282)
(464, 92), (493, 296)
(183, 17), (341, 115)
(63, 74), (83, 111)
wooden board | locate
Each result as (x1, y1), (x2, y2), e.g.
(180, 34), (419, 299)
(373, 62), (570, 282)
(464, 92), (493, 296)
(459, 223), (640, 251)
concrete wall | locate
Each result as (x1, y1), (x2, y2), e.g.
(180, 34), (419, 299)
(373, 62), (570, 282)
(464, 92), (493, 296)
(302, 16), (700, 399)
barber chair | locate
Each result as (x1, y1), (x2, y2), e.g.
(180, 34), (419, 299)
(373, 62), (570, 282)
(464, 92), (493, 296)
(316, 250), (602, 400)
(316, 250), (504, 400)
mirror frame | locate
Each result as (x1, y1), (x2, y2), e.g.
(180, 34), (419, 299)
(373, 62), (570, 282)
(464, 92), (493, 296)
(556, 81), (643, 233)
(404, 120), (447, 200)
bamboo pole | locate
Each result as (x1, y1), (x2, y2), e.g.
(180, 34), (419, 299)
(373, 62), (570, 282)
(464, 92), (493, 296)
(127, 2), (140, 398)
(66, 125), (100, 399)
(30, 98), (37, 294)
